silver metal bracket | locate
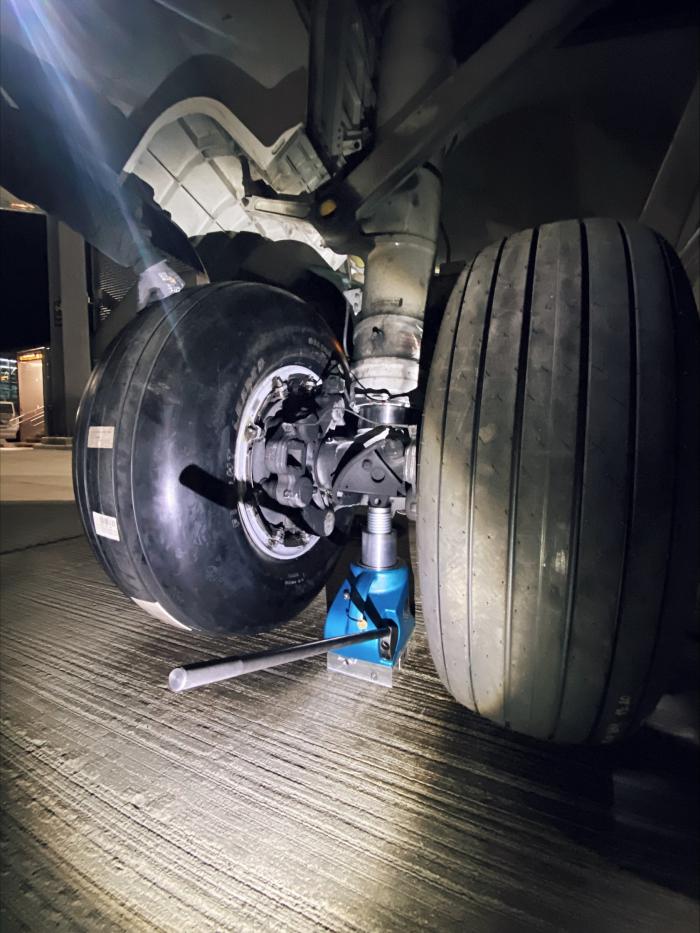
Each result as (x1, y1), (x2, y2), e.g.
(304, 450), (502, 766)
(327, 647), (408, 687)
(266, 124), (330, 194)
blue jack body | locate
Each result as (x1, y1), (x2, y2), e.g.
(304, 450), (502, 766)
(324, 558), (414, 686)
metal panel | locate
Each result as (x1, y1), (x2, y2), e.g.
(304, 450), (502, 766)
(336, 0), (606, 219)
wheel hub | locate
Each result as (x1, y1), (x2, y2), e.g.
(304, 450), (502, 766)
(233, 364), (320, 561)
(233, 356), (416, 563)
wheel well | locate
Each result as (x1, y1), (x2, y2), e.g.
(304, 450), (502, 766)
(195, 232), (347, 343)
(124, 100), (345, 271)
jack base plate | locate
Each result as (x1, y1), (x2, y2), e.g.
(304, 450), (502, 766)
(327, 647), (407, 687)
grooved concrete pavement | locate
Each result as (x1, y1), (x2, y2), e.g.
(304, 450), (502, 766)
(0, 462), (698, 930)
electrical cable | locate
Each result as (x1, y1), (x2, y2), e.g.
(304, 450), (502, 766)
(342, 298), (351, 356)
(342, 408), (388, 427)
(327, 324), (409, 402)
(347, 370), (408, 401)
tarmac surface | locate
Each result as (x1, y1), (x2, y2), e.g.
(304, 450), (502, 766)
(0, 447), (74, 502)
(0, 449), (698, 931)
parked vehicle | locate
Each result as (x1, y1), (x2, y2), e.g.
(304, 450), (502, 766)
(2, 0), (697, 744)
(0, 401), (20, 441)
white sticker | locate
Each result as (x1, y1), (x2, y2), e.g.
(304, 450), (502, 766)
(93, 511), (119, 541)
(132, 598), (190, 630)
(87, 425), (114, 449)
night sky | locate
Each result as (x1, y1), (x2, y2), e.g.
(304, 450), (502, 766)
(0, 211), (49, 353)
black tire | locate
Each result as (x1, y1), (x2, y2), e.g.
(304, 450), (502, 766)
(417, 219), (699, 744)
(73, 282), (347, 635)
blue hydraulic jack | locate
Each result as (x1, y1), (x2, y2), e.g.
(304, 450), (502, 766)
(324, 505), (414, 687)
(168, 506), (414, 693)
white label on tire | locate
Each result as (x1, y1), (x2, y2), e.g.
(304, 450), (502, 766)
(132, 598), (190, 630)
(93, 511), (119, 541)
(87, 425), (114, 448)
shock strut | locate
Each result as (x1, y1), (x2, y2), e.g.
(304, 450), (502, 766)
(350, 0), (453, 409)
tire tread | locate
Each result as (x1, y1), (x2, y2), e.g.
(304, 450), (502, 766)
(417, 218), (699, 743)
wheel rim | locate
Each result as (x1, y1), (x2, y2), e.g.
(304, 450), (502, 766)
(233, 364), (320, 561)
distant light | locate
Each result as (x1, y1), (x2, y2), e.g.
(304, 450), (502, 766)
(0, 186), (42, 214)
(0, 86), (19, 109)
